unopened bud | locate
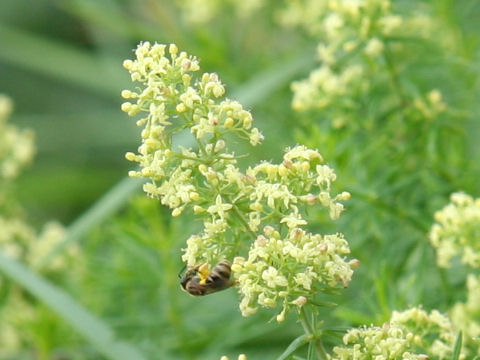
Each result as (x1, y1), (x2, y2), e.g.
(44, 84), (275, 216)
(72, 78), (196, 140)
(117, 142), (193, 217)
(292, 296), (307, 307)
(255, 235), (267, 246)
(349, 259), (361, 269)
(189, 192), (200, 201)
(122, 59), (133, 70)
(121, 102), (132, 112)
(193, 205), (204, 214)
(169, 43), (178, 55)
(283, 159), (293, 169)
(125, 152), (136, 161)
(263, 226), (275, 236)
(176, 103), (187, 113)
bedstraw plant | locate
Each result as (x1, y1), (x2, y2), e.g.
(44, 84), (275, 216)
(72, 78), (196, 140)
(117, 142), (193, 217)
(121, 40), (470, 359)
(1, 1), (479, 359)
(122, 42), (355, 357)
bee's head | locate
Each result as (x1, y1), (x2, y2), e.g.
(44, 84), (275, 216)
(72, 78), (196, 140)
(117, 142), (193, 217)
(179, 267), (197, 290)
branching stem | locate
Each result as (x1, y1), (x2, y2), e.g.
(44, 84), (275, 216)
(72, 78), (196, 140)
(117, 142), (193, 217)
(299, 307), (328, 360)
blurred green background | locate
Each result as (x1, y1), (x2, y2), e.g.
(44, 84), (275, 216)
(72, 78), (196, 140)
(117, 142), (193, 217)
(1, 0), (480, 359)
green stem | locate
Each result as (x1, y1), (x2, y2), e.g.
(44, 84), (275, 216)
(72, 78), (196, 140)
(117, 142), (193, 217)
(383, 41), (409, 109)
(299, 307), (328, 360)
(231, 204), (257, 239)
(195, 137), (207, 156)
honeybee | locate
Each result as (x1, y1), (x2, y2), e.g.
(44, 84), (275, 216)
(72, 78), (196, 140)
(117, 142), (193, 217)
(180, 260), (235, 296)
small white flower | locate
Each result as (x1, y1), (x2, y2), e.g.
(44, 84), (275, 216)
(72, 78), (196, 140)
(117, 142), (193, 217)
(280, 211), (307, 229)
(207, 195), (233, 219)
(262, 267), (288, 288)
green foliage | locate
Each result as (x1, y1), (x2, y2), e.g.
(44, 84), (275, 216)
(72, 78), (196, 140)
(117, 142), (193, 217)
(0, 0), (480, 359)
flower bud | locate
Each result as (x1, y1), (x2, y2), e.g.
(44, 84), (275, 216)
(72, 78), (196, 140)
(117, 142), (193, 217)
(122, 59), (133, 70)
(193, 205), (204, 214)
(292, 296), (307, 307)
(349, 259), (361, 269)
(176, 103), (187, 113)
(121, 102), (132, 112)
(172, 208), (182, 217)
(224, 117), (234, 128)
(189, 192), (200, 201)
(125, 152), (136, 161)
(169, 43), (178, 55)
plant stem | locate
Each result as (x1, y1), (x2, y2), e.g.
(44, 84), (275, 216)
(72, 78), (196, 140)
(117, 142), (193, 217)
(299, 307), (328, 360)
(383, 42), (408, 107)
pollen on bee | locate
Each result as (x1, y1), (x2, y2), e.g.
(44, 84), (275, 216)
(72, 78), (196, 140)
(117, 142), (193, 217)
(198, 263), (211, 282)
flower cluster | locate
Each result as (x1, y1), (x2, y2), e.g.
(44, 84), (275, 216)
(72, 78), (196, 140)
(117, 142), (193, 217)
(220, 354), (247, 360)
(279, 0), (447, 129)
(0, 216), (74, 274)
(123, 43), (354, 320)
(391, 308), (460, 359)
(450, 274), (480, 355)
(0, 215), (36, 259)
(0, 291), (35, 356)
(27, 221), (78, 271)
(175, 0), (266, 24)
(409, 90), (447, 121)
(332, 307), (461, 360)
(0, 95), (74, 273)
(429, 192), (480, 268)
(123, 42), (263, 218)
(181, 145), (351, 268)
(232, 227), (355, 321)
(0, 95), (79, 356)
(0, 94), (35, 181)
(283, 0), (398, 112)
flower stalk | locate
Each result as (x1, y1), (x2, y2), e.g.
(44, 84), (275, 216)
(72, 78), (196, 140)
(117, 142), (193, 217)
(299, 306), (328, 360)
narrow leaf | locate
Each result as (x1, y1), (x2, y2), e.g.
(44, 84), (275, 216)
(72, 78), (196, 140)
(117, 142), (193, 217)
(233, 48), (315, 107)
(276, 334), (311, 360)
(0, 23), (126, 98)
(452, 331), (462, 360)
(39, 176), (144, 266)
(0, 251), (147, 360)
(308, 300), (337, 307)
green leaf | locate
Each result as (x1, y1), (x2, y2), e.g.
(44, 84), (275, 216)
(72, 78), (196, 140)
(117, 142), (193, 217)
(61, 0), (173, 42)
(308, 300), (337, 307)
(0, 23), (126, 98)
(334, 307), (376, 326)
(38, 176), (144, 267)
(0, 251), (147, 360)
(451, 331), (462, 360)
(233, 47), (315, 107)
(276, 334), (311, 360)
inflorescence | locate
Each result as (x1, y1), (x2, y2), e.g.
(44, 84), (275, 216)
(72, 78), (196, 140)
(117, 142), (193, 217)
(122, 42), (354, 320)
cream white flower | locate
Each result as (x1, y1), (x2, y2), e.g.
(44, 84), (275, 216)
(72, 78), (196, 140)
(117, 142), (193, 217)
(450, 274), (480, 355)
(233, 227), (353, 320)
(333, 308), (462, 360)
(0, 95), (35, 180)
(429, 192), (480, 268)
(124, 44), (353, 325)
(207, 195), (233, 219)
